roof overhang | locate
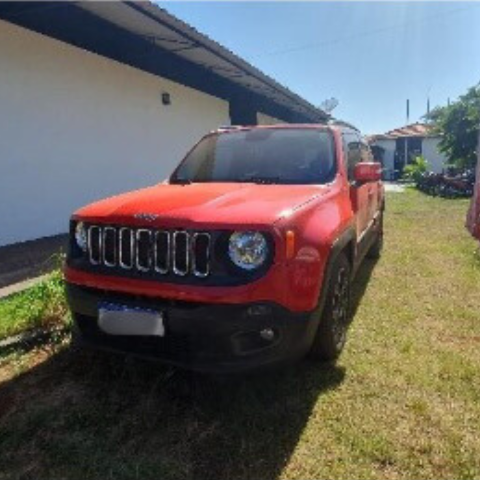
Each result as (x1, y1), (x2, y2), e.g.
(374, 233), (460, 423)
(0, 1), (328, 123)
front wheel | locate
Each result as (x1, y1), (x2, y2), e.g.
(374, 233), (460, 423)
(308, 253), (352, 362)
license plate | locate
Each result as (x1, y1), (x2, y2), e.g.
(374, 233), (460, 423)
(98, 303), (165, 337)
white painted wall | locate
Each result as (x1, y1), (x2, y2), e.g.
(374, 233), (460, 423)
(373, 139), (396, 175)
(257, 112), (285, 125)
(0, 20), (230, 247)
(422, 137), (447, 173)
(372, 136), (447, 175)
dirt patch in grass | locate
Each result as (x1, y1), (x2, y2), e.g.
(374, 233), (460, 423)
(0, 189), (479, 480)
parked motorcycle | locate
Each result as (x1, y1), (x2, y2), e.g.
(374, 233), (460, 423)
(416, 169), (475, 198)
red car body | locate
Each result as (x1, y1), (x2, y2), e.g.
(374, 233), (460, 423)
(65, 124), (384, 372)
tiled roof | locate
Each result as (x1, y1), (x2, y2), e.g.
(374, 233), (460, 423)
(368, 123), (438, 142)
(386, 123), (431, 138)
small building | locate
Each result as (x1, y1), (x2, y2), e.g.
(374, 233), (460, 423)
(0, 1), (327, 248)
(368, 123), (448, 179)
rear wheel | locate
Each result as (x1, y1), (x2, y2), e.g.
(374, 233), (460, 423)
(308, 253), (351, 362)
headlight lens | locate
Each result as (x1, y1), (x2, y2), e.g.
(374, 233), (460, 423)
(74, 222), (88, 252)
(228, 231), (268, 270)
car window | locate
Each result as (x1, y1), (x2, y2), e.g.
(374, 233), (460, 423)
(171, 128), (336, 185)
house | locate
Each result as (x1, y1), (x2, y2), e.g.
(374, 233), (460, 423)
(368, 123), (448, 179)
(0, 1), (327, 248)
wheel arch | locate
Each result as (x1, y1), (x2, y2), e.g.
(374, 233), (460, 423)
(316, 226), (356, 316)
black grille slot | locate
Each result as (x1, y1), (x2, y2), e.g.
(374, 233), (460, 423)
(173, 232), (189, 276)
(119, 228), (134, 269)
(136, 230), (152, 271)
(88, 226), (102, 264)
(154, 231), (170, 274)
(103, 228), (117, 266)
(192, 233), (210, 277)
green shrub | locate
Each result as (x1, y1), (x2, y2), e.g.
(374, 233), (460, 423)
(403, 155), (429, 183)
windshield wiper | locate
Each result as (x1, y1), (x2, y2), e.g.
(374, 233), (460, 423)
(241, 176), (280, 185)
(170, 178), (192, 185)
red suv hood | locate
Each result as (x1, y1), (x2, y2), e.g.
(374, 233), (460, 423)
(75, 182), (329, 227)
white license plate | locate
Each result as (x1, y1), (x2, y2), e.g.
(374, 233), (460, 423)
(98, 303), (165, 337)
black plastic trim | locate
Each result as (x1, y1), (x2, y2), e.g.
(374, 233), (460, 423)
(66, 283), (317, 373)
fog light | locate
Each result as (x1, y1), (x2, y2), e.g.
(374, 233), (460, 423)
(259, 328), (275, 342)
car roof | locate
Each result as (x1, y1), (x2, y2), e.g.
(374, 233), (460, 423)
(214, 123), (333, 134)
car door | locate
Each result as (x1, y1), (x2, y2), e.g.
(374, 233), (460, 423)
(343, 132), (370, 239)
(360, 140), (379, 225)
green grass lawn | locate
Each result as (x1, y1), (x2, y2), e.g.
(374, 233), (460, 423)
(0, 189), (479, 480)
(0, 270), (68, 340)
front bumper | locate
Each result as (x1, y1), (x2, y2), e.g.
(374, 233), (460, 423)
(66, 283), (319, 373)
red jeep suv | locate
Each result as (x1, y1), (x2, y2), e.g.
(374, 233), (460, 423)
(65, 124), (384, 372)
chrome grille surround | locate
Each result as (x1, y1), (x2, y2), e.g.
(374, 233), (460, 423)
(135, 229), (153, 272)
(119, 227), (134, 270)
(154, 231), (170, 274)
(103, 227), (117, 267)
(88, 226), (102, 265)
(85, 225), (211, 278)
(172, 231), (189, 277)
(191, 232), (211, 278)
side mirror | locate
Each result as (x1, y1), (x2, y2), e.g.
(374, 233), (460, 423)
(354, 162), (382, 183)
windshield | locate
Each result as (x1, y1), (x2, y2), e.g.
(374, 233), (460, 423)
(170, 128), (336, 185)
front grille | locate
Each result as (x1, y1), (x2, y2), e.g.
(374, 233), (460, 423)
(86, 225), (211, 278)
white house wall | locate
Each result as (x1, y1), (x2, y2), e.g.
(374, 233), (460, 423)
(257, 112), (284, 125)
(374, 139), (396, 175)
(422, 137), (447, 173)
(0, 20), (230, 247)
(373, 137), (447, 175)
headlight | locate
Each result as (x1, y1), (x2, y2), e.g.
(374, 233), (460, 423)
(74, 222), (87, 252)
(228, 231), (268, 270)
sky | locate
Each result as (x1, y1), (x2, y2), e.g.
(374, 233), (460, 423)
(161, 1), (480, 135)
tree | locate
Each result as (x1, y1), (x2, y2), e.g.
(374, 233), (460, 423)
(426, 83), (480, 169)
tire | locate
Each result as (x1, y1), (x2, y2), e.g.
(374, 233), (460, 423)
(308, 253), (352, 362)
(367, 213), (384, 259)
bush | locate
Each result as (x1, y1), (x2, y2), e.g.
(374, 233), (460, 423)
(403, 156), (429, 183)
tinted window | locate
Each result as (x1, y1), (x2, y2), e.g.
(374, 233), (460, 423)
(171, 129), (336, 185)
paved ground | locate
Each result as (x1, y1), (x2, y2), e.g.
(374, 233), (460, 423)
(384, 182), (406, 193)
(0, 234), (68, 289)
(0, 274), (50, 300)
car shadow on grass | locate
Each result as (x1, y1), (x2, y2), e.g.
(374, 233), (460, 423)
(0, 260), (377, 480)
(351, 257), (378, 318)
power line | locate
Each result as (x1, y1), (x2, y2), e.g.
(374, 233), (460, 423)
(253, 4), (479, 58)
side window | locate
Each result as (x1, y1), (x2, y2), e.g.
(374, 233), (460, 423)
(343, 132), (362, 181)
